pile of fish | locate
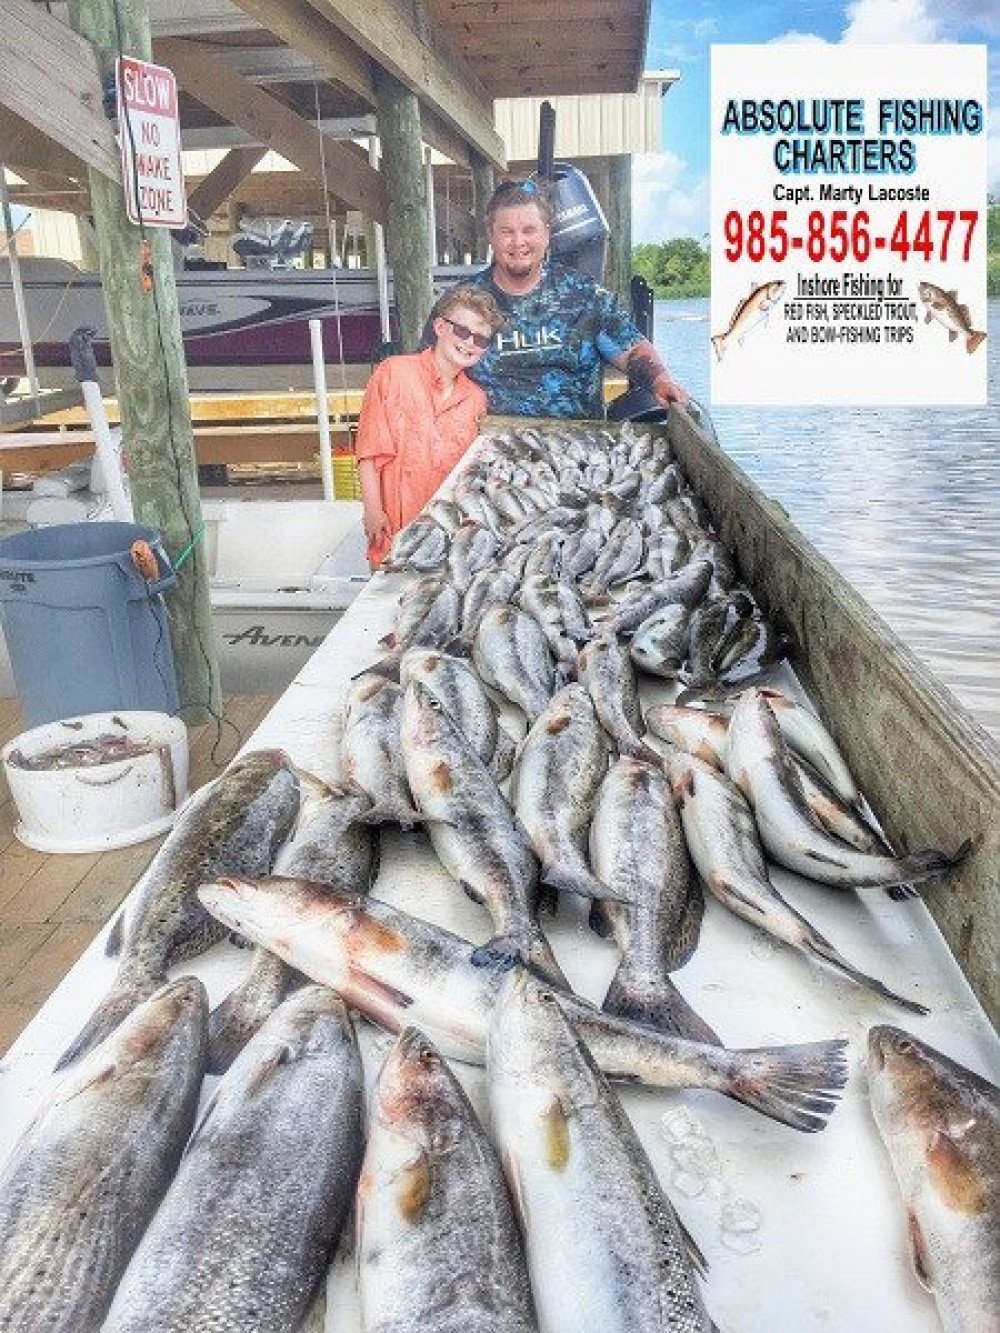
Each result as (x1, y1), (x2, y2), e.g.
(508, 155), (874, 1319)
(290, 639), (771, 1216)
(0, 421), (987, 1333)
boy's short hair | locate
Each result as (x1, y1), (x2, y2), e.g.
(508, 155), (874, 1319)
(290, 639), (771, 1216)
(432, 285), (506, 333)
(485, 177), (555, 230)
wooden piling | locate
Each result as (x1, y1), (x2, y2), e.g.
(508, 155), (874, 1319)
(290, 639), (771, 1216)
(470, 154), (494, 262)
(374, 71), (434, 350)
(606, 153), (633, 306)
(68, 0), (220, 722)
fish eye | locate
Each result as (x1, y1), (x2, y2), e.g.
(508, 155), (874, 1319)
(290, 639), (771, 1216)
(897, 1039), (916, 1055)
(538, 990), (556, 1005)
(419, 1047), (440, 1067)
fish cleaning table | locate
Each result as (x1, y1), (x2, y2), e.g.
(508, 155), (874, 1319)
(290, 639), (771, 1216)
(1, 436), (998, 1332)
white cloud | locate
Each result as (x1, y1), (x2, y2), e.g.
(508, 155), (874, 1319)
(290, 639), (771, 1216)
(767, 31), (833, 46)
(841, 0), (942, 42)
(632, 152), (710, 242)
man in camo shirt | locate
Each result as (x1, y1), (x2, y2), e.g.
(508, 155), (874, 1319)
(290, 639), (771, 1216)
(454, 178), (689, 419)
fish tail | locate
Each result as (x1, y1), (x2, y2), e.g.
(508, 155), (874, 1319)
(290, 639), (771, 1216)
(542, 859), (632, 904)
(711, 334), (726, 362)
(206, 952), (301, 1074)
(891, 838), (972, 887)
(472, 926), (568, 988)
(55, 969), (162, 1070)
(804, 934), (928, 1015)
(602, 960), (722, 1045)
(721, 1039), (849, 1133)
(967, 330), (986, 354)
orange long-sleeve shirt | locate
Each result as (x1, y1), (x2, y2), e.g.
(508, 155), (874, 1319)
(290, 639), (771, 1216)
(355, 348), (488, 567)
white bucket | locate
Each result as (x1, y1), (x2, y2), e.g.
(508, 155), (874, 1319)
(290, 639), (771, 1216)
(2, 711), (189, 853)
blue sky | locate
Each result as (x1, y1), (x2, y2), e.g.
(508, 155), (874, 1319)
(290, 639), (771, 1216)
(637, 0), (1000, 241)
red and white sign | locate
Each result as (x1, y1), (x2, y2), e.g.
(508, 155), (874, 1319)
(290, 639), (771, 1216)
(116, 57), (187, 229)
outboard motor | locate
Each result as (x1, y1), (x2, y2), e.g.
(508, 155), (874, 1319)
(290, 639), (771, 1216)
(537, 100), (609, 282)
(547, 164), (608, 282)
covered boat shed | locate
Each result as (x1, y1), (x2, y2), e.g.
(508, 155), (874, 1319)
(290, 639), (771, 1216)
(0, 0), (651, 717)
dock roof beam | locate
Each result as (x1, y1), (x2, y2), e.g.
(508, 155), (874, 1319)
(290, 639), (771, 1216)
(156, 38), (387, 225)
(0, 0), (120, 183)
(297, 0), (505, 171)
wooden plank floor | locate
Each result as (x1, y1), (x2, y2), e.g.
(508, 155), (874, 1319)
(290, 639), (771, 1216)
(0, 693), (277, 1055)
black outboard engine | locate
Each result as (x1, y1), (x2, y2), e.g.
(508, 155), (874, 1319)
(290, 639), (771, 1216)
(537, 100), (609, 282)
(547, 164), (609, 282)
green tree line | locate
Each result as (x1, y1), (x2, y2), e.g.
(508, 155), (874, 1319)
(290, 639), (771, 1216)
(637, 206), (999, 298)
(632, 238), (710, 298)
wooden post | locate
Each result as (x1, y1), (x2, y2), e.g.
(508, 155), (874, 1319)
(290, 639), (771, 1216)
(374, 70), (433, 351)
(606, 153), (633, 306)
(68, 0), (220, 722)
(470, 154), (494, 262)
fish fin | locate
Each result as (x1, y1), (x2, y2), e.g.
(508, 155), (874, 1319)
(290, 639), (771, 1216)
(542, 861), (633, 904)
(353, 652), (401, 682)
(711, 335), (725, 362)
(588, 897), (615, 939)
(722, 1039), (849, 1134)
(356, 803), (439, 831)
(959, 304), (970, 322)
(105, 909), (125, 958)
(967, 330), (986, 354)
(460, 879), (486, 905)
(804, 934), (928, 1015)
(884, 839), (972, 888)
(347, 965), (414, 1010)
(246, 1043), (294, 1095)
(55, 971), (162, 1070)
(503, 1147), (529, 1231)
(676, 1215), (710, 1280)
(602, 962), (722, 1046)
(664, 876), (706, 970)
(488, 726), (517, 783)
(537, 882), (559, 917)
(206, 952), (298, 1075)
(377, 630), (398, 649)
(474, 929), (568, 988)
(948, 329), (958, 342)
(924, 311), (933, 323)
(907, 1209), (933, 1290)
(883, 883), (920, 902)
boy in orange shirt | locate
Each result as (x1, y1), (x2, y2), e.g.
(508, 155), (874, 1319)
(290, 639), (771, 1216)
(356, 286), (505, 568)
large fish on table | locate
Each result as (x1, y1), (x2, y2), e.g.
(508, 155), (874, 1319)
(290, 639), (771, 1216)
(342, 674), (426, 827)
(103, 987), (363, 1333)
(358, 1028), (537, 1333)
(401, 679), (565, 986)
(198, 876), (849, 1134)
(590, 758), (719, 1043)
(511, 684), (609, 902)
(57, 749), (302, 1069)
(725, 690), (968, 889)
(207, 779), (378, 1073)
(0, 978), (207, 1333)
(868, 1025), (1000, 1333)
(473, 604), (557, 725)
(667, 749), (928, 1014)
(488, 969), (719, 1333)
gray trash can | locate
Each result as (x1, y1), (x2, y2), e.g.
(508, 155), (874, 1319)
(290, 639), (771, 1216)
(0, 522), (179, 726)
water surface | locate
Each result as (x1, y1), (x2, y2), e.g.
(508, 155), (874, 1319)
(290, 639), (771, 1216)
(653, 298), (1000, 738)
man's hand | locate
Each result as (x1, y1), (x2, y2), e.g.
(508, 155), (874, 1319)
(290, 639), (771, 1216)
(363, 502), (392, 549)
(651, 370), (689, 407)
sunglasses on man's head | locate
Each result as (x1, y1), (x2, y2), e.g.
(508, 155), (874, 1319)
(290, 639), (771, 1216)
(441, 317), (493, 350)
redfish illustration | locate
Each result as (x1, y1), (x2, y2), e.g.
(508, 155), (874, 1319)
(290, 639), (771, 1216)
(712, 281), (786, 360)
(918, 282), (986, 354)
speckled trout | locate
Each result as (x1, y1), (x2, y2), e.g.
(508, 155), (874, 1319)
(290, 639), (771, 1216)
(868, 1025), (1000, 1333)
(198, 875), (849, 1134)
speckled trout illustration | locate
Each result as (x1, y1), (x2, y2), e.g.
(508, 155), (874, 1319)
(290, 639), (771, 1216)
(918, 282), (986, 354)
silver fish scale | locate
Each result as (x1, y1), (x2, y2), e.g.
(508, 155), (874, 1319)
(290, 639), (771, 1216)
(473, 605), (555, 724)
(359, 1035), (536, 1333)
(103, 991), (363, 1333)
(0, 982), (207, 1332)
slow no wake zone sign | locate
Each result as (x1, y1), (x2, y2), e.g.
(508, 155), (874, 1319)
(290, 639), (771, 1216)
(116, 56), (187, 229)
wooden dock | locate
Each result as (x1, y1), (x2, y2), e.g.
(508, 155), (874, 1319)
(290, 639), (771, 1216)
(0, 693), (277, 1055)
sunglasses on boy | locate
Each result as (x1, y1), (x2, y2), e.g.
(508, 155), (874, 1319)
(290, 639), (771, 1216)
(441, 317), (493, 351)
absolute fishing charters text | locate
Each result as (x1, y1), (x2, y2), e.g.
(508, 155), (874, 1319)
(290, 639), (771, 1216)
(720, 98), (983, 174)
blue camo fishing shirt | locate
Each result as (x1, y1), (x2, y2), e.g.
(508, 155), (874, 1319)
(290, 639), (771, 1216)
(461, 262), (643, 419)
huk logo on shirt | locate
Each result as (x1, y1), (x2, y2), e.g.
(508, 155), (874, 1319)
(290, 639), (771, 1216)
(496, 325), (564, 355)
